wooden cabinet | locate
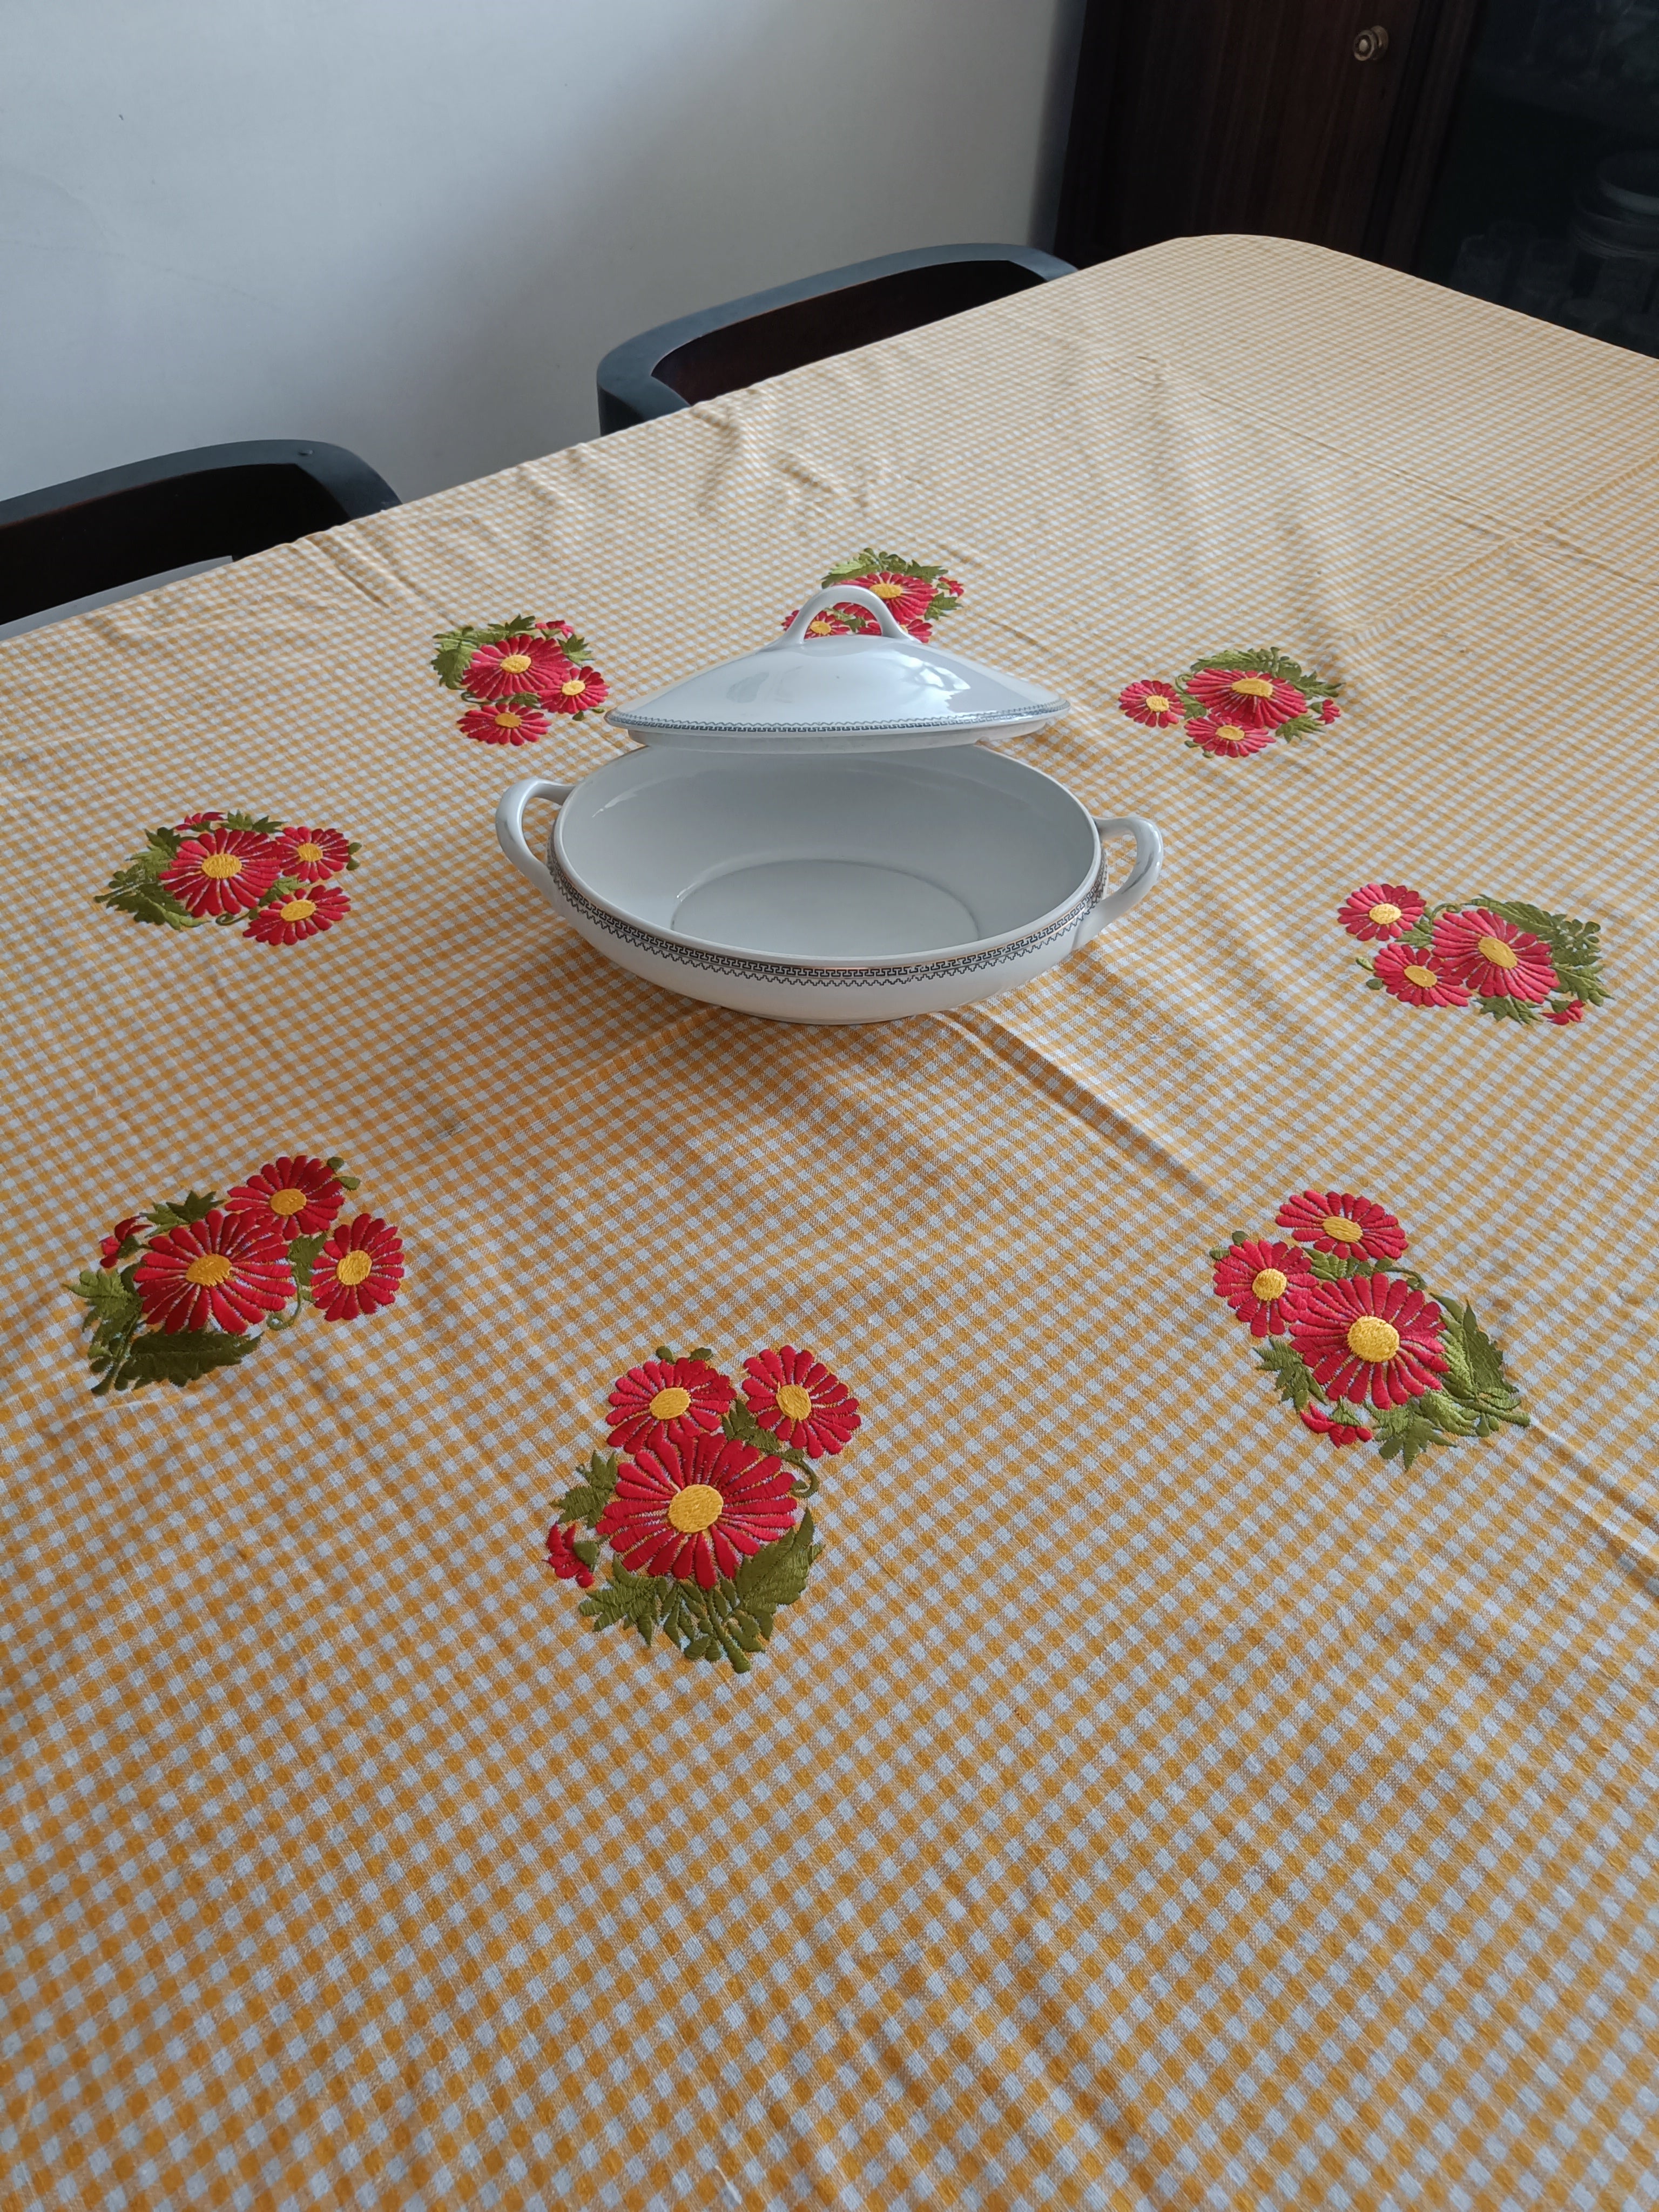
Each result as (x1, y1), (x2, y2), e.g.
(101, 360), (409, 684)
(1056, 0), (1487, 269)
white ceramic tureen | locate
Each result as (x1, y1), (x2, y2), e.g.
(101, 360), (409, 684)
(495, 584), (1162, 1024)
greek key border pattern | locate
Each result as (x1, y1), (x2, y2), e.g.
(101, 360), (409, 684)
(549, 853), (1107, 988)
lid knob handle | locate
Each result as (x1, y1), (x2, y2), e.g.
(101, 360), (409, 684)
(770, 583), (912, 648)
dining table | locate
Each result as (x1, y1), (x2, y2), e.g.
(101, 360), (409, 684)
(3, 231), (1657, 2210)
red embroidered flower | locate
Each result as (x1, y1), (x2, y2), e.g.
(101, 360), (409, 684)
(536, 618), (575, 643)
(606, 1357), (735, 1454)
(1211, 1238), (1314, 1338)
(1546, 998), (1586, 1025)
(99, 1215), (146, 1269)
(741, 1346), (861, 1455)
(837, 567), (938, 632)
(547, 664), (608, 716)
(1300, 1404), (1374, 1446)
(1184, 667), (1308, 730)
(546, 1521), (595, 1589)
(597, 1433), (798, 1589)
(272, 826), (351, 880)
(1118, 679), (1185, 729)
(225, 1155), (345, 1242)
(134, 1210), (294, 1334)
(1337, 883), (1427, 941)
(244, 882), (349, 945)
(1185, 716), (1276, 759)
(1288, 1274), (1447, 1409)
(313, 1214), (404, 1320)
(1372, 941), (1471, 1008)
(1431, 909), (1557, 1003)
(458, 701), (552, 746)
(175, 811), (225, 831)
(1319, 698), (1341, 724)
(463, 633), (573, 702)
(161, 828), (280, 918)
(1276, 1190), (1407, 1262)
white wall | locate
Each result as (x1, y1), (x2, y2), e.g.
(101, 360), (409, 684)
(0, 0), (1084, 505)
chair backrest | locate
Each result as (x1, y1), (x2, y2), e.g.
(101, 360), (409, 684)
(597, 244), (1075, 434)
(0, 440), (400, 627)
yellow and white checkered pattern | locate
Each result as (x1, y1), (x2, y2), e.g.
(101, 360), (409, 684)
(2, 236), (1657, 2208)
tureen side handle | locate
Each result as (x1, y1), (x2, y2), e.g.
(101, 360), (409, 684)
(495, 777), (575, 905)
(767, 584), (911, 648)
(1075, 815), (1163, 946)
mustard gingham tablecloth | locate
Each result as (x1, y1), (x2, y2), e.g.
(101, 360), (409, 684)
(4, 237), (1658, 2209)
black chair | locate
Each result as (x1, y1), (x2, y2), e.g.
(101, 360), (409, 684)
(0, 440), (400, 630)
(596, 243), (1076, 433)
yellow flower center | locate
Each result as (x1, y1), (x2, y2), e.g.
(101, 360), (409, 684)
(1144, 693), (1171, 713)
(1346, 1316), (1400, 1364)
(294, 841), (325, 864)
(1476, 934), (1519, 970)
(279, 897), (316, 922)
(1367, 902), (1403, 925)
(335, 1250), (373, 1286)
(560, 677), (588, 697)
(1321, 1216), (1365, 1244)
(872, 579), (906, 599)
(498, 652), (532, 673)
(1217, 723), (1248, 743)
(667, 1483), (724, 1534)
(199, 853), (242, 880)
(494, 710), (523, 729)
(649, 1386), (692, 1421)
(807, 617), (838, 636)
(1251, 1267), (1289, 1303)
(775, 1382), (813, 1422)
(1404, 963), (1439, 988)
(184, 1252), (235, 1287)
(1231, 676), (1276, 698)
(269, 1188), (309, 1217)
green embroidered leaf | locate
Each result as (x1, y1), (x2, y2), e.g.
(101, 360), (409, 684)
(147, 825), (186, 859)
(146, 1191), (219, 1229)
(221, 812), (284, 835)
(578, 1559), (663, 1647)
(1475, 992), (1538, 1026)
(822, 548), (944, 588)
(325, 1156), (360, 1191)
(287, 1232), (327, 1292)
(1257, 1340), (1319, 1412)
(1306, 1249), (1359, 1281)
(1372, 1400), (1451, 1471)
(1272, 711), (1320, 743)
(557, 1448), (619, 1527)
(96, 870), (200, 929)
(70, 1267), (141, 1333)
(119, 1329), (259, 1392)
(1435, 1300), (1528, 1430)
(734, 1510), (819, 1619)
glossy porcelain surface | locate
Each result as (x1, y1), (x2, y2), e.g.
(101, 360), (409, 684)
(604, 585), (1069, 753)
(495, 746), (1162, 1024)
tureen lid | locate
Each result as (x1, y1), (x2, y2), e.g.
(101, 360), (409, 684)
(605, 585), (1068, 752)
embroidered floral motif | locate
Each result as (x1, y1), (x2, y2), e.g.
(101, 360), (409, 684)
(1210, 1193), (1527, 1470)
(782, 550), (965, 644)
(69, 1157), (403, 1393)
(431, 615), (608, 743)
(1117, 648), (1343, 759)
(1339, 882), (1608, 1028)
(547, 1340), (861, 1674)
(96, 812), (359, 942)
